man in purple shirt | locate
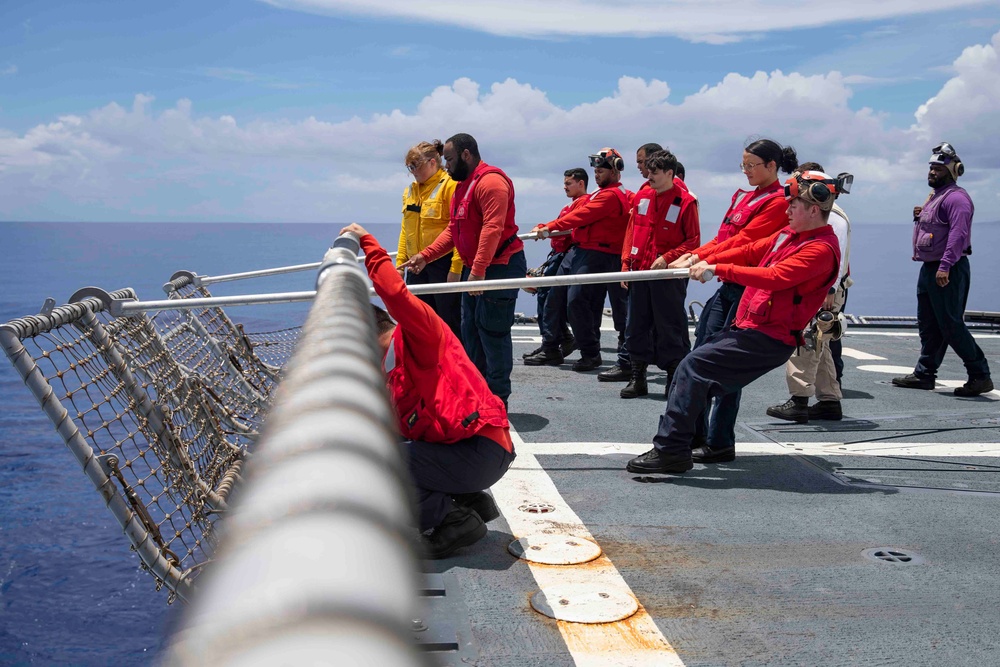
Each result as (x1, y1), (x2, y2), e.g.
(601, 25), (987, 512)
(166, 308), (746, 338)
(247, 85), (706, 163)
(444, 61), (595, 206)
(893, 143), (993, 396)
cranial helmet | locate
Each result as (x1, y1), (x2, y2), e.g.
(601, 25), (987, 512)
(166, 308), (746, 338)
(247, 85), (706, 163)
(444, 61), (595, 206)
(929, 142), (964, 180)
(783, 170), (853, 212)
(589, 147), (625, 172)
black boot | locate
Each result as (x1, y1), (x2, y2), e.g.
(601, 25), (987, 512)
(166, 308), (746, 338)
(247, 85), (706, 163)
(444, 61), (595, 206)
(560, 334), (577, 358)
(421, 507), (487, 559)
(766, 396), (810, 423)
(626, 448), (693, 474)
(597, 364), (631, 382)
(522, 345), (543, 359)
(620, 363), (648, 398)
(809, 400), (843, 421)
(524, 348), (563, 366)
(452, 491), (500, 523)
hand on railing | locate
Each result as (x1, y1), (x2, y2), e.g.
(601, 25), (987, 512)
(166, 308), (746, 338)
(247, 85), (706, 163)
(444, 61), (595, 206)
(403, 253), (428, 276)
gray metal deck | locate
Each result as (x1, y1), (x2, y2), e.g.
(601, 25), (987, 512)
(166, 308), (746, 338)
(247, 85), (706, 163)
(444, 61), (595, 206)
(422, 323), (1000, 666)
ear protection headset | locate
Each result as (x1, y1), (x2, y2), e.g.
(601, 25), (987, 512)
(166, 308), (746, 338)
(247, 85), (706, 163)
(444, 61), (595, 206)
(783, 170), (852, 210)
(589, 147), (625, 172)
(930, 142), (964, 179)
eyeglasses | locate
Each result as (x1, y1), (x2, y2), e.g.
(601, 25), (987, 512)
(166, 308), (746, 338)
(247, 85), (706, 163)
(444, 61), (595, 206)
(406, 157), (431, 173)
(740, 161), (765, 173)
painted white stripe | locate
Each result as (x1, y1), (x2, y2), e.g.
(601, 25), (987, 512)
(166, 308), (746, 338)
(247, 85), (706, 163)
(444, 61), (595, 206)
(839, 347), (886, 361)
(845, 331), (1000, 339)
(515, 440), (1000, 458)
(856, 364), (917, 374)
(494, 427), (685, 666)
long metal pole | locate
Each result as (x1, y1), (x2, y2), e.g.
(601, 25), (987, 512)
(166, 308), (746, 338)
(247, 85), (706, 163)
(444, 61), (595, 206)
(114, 267), (696, 315)
(193, 230), (568, 287)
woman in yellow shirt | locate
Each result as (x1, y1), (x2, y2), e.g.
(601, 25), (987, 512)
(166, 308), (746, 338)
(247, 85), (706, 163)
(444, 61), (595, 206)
(397, 140), (462, 336)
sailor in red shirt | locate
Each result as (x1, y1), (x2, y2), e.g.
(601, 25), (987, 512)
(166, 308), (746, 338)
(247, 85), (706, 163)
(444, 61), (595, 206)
(343, 222), (516, 559)
(667, 138), (799, 461)
(627, 170), (844, 474)
(522, 168), (589, 362)
(527, 148), (632, 373)
(618, 150), (700, 399)
(404, 133), (527, 406)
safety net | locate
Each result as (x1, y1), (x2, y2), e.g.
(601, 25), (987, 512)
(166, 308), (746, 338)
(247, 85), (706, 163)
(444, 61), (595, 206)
(0, 283), (301, 602)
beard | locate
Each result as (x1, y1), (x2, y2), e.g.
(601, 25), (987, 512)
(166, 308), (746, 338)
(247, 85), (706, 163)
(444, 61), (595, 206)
(449, 159), (471, 181)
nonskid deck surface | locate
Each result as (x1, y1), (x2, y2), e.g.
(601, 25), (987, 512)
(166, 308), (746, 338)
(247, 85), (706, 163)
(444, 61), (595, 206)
(423, 324), (1000, 666)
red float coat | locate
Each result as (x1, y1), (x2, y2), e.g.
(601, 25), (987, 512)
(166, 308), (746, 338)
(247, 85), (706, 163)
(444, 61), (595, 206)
(542, 182), (632, 255)
(361, 234), (512, 452)
(694, 180), (787, 259)
(551, 194), (590, 253)
(706, 225), (840, 346)
(622, 178), (700, 272)
(421, 162), (523, 277)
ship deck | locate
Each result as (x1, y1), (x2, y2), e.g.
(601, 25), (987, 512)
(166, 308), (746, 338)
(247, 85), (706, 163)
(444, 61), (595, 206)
(422, 322), (1000, 666)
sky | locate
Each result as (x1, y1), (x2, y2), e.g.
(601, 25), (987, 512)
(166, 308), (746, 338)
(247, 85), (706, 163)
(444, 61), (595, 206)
(1, 0), (1000, 227)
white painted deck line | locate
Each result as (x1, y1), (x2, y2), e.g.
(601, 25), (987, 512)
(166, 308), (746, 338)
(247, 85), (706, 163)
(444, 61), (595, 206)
(493, 427), (685, 666)
(515, 440), (1000, 458)
(839, 347), (887, 360)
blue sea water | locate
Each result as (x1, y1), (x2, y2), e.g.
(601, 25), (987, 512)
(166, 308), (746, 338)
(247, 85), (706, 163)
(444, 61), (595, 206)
(0, 220), (998, 664)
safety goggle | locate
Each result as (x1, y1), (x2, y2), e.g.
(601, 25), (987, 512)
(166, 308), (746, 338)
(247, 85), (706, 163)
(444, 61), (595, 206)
(589, 150), (621, 169)
(783, 171), (837, 203)
(929, 142), (959, 165)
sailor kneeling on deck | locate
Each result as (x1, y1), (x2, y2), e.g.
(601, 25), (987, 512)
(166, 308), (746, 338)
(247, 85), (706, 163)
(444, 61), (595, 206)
(345, 223), (516, 558)
(627, 170), (847, 473)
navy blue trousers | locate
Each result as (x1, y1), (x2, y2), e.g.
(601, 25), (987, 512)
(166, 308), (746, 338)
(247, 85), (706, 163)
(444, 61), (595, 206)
(625, 278), (690, 370)
(654, 329), (794, 457)
(406, 253), (462, 339)
(403, 434), (516, 531)
(461, 250), (527, 403)
(914, 257), (990, 380)
(692, 282), (745, 450)
(536, 250), (572, 347)
(561, 246), (629, 362)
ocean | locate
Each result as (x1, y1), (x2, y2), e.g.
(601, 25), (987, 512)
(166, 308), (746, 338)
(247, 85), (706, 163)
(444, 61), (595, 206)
(0, 219), (998, 664)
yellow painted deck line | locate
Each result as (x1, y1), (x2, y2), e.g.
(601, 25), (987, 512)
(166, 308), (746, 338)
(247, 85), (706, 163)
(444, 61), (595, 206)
(494, 426), (686, 666)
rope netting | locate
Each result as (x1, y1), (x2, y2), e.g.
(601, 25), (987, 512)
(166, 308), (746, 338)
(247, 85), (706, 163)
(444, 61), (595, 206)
(0, 285), (295, 602)
(164, 279), (301, 373)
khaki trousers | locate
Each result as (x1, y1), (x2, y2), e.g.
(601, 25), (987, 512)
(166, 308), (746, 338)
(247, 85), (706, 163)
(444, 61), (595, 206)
(786, 288), (846, 401)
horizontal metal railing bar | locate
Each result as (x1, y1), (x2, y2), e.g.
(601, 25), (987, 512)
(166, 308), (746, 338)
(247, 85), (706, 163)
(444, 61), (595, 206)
(115, 268), (696, 315)
(193, 230), (568, 287)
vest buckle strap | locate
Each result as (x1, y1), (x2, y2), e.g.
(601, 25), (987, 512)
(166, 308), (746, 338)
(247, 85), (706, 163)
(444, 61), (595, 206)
(493, 233), (519, 259)
(405, 204), (422, 213)
(461, 411), (480, 428)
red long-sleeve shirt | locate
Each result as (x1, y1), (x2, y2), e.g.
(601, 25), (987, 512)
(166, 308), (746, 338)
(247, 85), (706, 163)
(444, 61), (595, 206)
(694, 189), (788, 258)
(421, 173), (512, 277)
(707, 226), (837, 292)
(361, 233), (512, 451)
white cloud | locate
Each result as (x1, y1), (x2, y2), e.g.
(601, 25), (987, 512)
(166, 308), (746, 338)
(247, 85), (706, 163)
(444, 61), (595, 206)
(259, 0), (993, 42)
(2, 31), (999, 224)
(2, 64), (17, 76)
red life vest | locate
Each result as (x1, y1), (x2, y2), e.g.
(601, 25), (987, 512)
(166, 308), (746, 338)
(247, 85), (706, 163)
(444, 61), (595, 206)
(627, 178), (697, 271)
(571, 183), (631, 254)
(716, 180), (784, 244)
(733, 225), (841, 346)
(384, 325), (508, 444)
(451, 162), (523, 267)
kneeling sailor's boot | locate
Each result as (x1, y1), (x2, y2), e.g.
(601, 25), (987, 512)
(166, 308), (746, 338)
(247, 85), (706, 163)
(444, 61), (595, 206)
(620, 363), (648, 399)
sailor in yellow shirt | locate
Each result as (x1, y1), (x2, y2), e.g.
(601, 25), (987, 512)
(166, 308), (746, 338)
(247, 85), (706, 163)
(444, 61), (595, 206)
(397, 140), (463, 337)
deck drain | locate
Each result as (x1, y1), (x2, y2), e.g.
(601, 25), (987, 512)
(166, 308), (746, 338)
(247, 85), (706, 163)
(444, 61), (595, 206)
(519, 502), (555, 514)
(531, 584), (638, 623)
(863, 547), (924, 564)
(508, 535), (602, 565)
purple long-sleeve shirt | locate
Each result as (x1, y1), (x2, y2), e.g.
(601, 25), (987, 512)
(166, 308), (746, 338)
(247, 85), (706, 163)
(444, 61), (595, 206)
(912, 183), (974, 272)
